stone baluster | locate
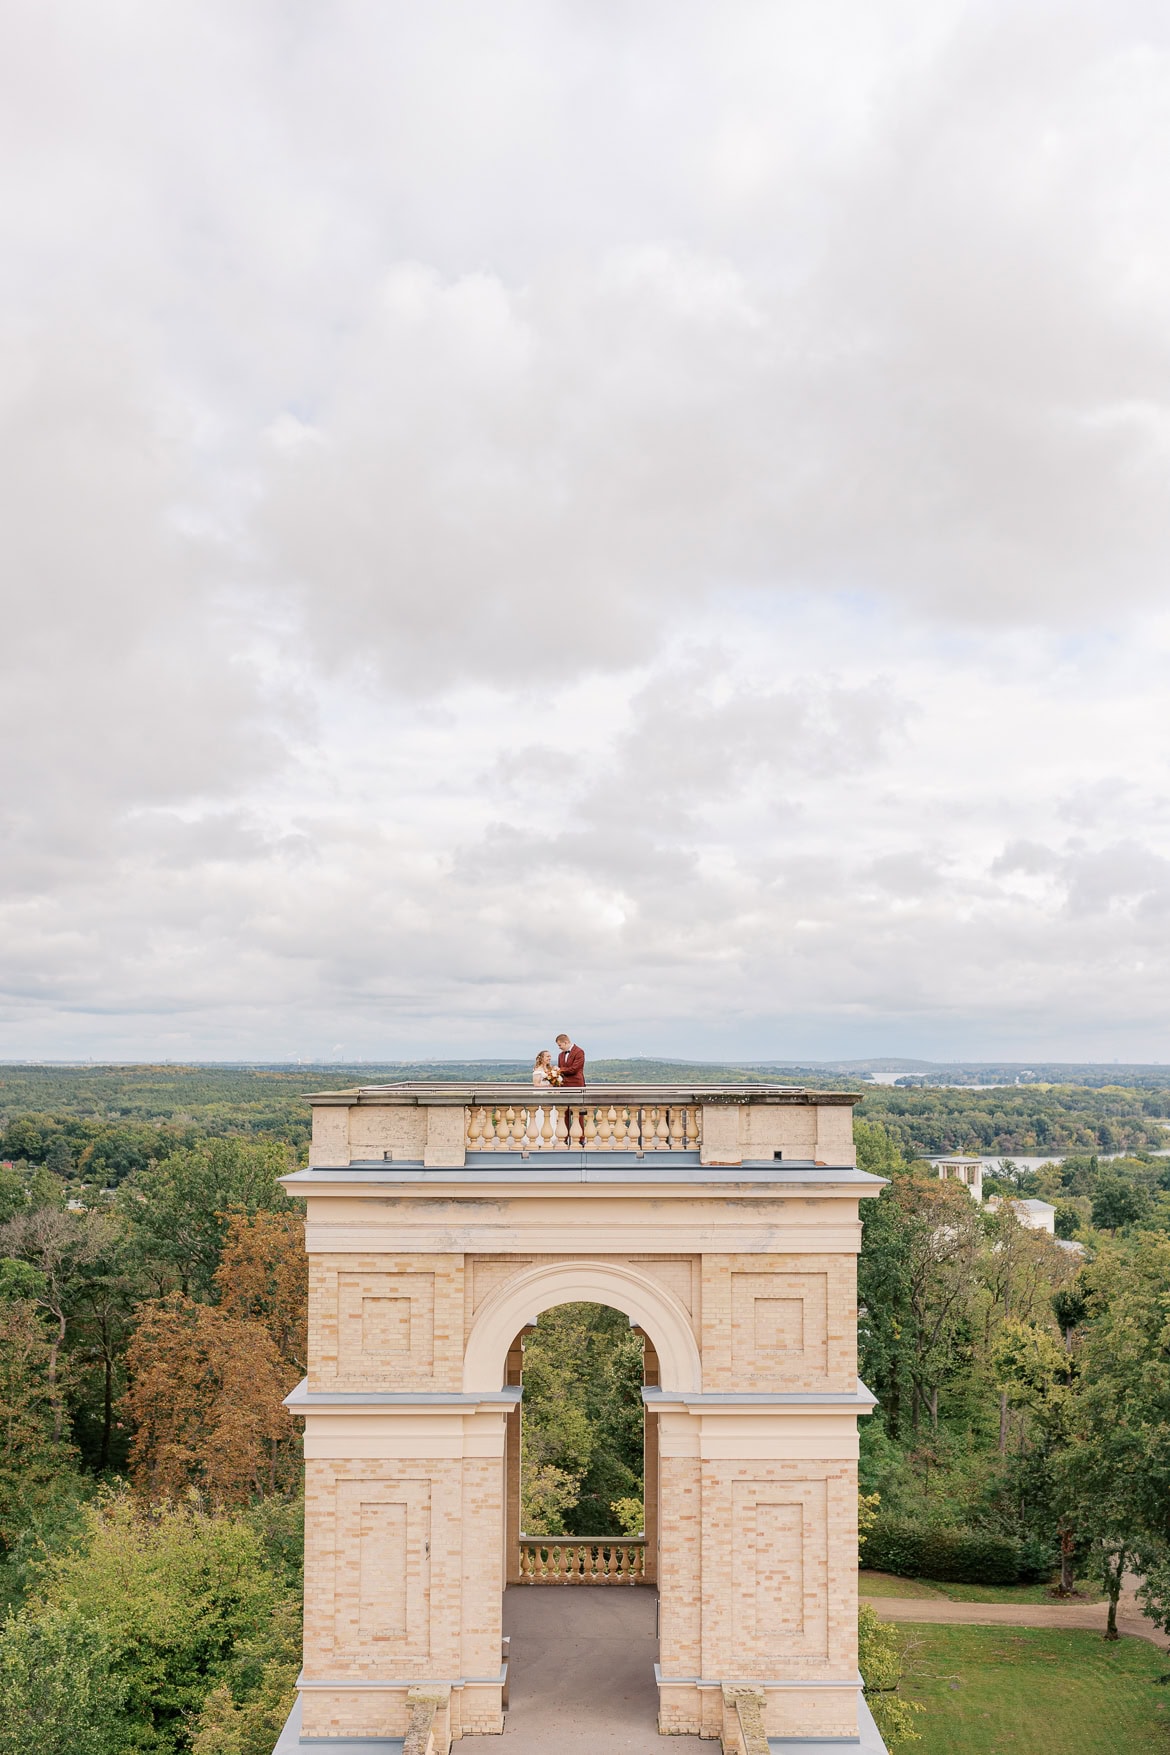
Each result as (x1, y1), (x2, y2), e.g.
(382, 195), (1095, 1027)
(583, 1109), (597, 1150)
(655, 1108), (670, 1150)
(467, 1108), (484, 1151)
(555, 1108), (568, 1148)
(668, 1108), (685, 1150)
(685, 1106), (700, 1150)
(643, 1106), (659, 1151)
(612, 1107), (628, 1150)
(569, 1110), (584, 1150)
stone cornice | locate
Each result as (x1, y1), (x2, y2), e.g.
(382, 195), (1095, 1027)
(306, 1082), (861, 1108)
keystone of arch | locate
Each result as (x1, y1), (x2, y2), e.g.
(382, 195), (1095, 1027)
(462, 1259), (703, 1394)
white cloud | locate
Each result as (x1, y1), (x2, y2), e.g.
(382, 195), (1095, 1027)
(5, 2), (1170, 1058)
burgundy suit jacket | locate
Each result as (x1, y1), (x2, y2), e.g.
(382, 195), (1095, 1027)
(557, 1044), (586, 1087)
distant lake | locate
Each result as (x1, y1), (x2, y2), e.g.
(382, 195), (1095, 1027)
(963, 1151), (1170, 1171)
(864, 1074), (1019, 1088)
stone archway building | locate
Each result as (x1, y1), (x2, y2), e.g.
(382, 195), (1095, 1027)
(278, 1083), (885, 1751)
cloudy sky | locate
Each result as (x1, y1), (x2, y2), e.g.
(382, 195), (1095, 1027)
(4, 0), (1170, 1063)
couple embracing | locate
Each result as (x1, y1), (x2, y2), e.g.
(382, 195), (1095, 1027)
(531, 1034), (587, 1144)
(531, 1033), (585, 1088)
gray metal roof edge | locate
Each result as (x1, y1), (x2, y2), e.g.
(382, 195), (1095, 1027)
(296, 1668), (507, 1688)
(644, 1381), (877, 1409)
(282, 1163), (886, 1188)
(284, 1380), (520, 1410)
(654, 1665), (863, 1688)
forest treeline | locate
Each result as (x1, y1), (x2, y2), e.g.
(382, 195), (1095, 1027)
(854, 1083), (1170, 1156)
(4, 1063), (1168, 1169)
(3, 1069), (1170, 1748)
(855, 1118), (1170, 1646)
(0, 1135), (305, 1754)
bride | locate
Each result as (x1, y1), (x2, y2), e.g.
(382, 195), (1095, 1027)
(532, 1049), (561, 1086)
(530, 1049), (561, 1145)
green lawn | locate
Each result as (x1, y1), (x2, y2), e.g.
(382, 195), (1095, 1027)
(861, 1569), (947, 1598)
(895, 1623), (1170, 1753)
(860, 1569), (1103, 1605)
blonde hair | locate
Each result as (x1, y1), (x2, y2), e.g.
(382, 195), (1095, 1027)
(533, 1049), (551, 1069)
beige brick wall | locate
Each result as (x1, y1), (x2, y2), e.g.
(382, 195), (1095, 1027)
(309, 1253), (465, 1391)
(304, 1456), (461, 1681)
(701, 1254), (857, 1392)
(657, 1454), (703, 1680)
(699, 1459), (857, 1682)
(296, 1111), (873, 1742)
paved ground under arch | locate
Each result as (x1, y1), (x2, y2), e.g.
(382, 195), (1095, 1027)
(461, 1588), (705, 1754)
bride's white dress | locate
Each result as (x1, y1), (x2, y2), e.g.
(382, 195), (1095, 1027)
(530, 1067), (557, 1141)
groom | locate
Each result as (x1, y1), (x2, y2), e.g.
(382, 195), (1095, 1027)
(556, 1033), (586, 1086)
(556, 1033), (586, 1144)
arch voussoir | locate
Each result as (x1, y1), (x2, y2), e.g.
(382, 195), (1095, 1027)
(462, 1257), (702, 1393)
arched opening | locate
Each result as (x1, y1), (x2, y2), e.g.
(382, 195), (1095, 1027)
(515, 1303), (648, 1543)
(463, 1258), (702, 1394)
(462, 1263), (700, 1745)
(502, 1305), (660, 1586)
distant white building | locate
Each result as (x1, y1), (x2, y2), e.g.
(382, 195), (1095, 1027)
(933, 1156), (984, 1201)
(985, 1195), (1056, 1235)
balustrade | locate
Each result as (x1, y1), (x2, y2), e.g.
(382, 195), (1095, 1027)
(516, 1537), (647, 1584)
(467, 1101), (699, 1153)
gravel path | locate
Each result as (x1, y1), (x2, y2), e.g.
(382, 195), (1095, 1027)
(862, 1581), (1170, 1649)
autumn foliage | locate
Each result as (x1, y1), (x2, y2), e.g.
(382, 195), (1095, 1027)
(123, 1211), (306, 1504)
(214, 1210), (307, 1370)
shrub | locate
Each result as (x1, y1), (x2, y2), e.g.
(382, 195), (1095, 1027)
(863, 1516), (1049, 1585)
(37, 1491), (286, 1751)
(0, 1603), (129, 1755)
(858, 1604), (922, 1747)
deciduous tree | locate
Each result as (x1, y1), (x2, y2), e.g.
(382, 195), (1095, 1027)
(0, 1294), (81, 1550)
(38, 1493), (286, 1752)
(862, 1173), (983, 1434)
(117, 1140), (294, 1300)
(124, 1297), (297, 1503)
(0, 1603), (128, 1755)
(0, 1208), (105, 1439)
(1056, 1238), (1170, 1636)
(215, 1210), (307, 1373)
(519, 1304), (644, 1535)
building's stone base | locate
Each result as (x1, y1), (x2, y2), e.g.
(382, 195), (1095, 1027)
(273, 1696), (404, 1753)
(657, 1677), (885, 1751)
(766, 1691), (888, 1752)
(295, 1678), (501, 1745)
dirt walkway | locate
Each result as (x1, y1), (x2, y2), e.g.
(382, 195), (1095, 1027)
(862, 1579), (1170, 1649)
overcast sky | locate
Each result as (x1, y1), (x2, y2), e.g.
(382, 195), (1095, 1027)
(4, 0), (1170, 1063)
